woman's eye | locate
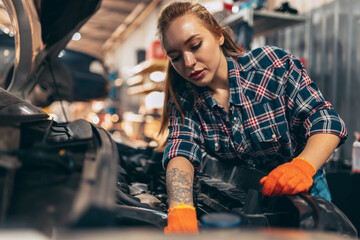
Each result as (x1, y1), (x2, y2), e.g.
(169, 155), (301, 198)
(191, 41), (202, 50)
(170, 56), (180, 62)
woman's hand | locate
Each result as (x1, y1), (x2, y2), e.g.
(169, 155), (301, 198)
(164, 204), (199, 234)
(260, 157), (316, 197)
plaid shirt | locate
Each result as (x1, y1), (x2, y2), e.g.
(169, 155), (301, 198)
(163, 46), (347, 172)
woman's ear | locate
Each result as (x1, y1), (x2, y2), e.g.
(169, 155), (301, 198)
(219, 34), (224, 46)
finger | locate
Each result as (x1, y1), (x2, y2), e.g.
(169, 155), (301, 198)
(270, 165), (288, 179)
(278, 176), (302, 196)
(269, 173), (293, 197)
(262, 165), (288, 196)
(262, 179), (277, 196)
(260, 176), (267, 184)
(292, 183), (308, 195)
(262, 173), (283, 196)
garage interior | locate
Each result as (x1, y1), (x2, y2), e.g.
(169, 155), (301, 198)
(0, 0), (359, 239)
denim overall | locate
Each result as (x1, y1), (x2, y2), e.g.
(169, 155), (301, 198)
(310, 167), (332, 201)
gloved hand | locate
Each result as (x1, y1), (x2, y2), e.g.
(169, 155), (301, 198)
(164, 204), (199, 234)
(260, 157), (316, 197)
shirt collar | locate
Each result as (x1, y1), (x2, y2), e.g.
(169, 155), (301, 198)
(226, 56), (244, 106)
(196, 85), (218, 109)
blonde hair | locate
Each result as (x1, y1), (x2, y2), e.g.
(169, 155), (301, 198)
(157, 1), (242, 135)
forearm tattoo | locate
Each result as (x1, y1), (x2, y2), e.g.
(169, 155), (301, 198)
(166, 168), (193, 205)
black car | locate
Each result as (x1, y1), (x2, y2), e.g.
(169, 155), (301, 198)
(0, 0), (357, 239)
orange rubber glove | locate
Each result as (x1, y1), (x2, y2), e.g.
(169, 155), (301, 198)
(260, 157), (316, 197)
(164, 204), (199, 234)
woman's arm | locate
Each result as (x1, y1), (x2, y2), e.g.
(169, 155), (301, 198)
(166, 156), (195, 208)
(164, 157), (199, 234)
(297, 133), (341, 170)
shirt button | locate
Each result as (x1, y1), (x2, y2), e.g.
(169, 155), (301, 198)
(239, 147), (244, 151)
(215, 143), (219, 147)
(272, 134), (276, 139)
(233, 117), (237, 121)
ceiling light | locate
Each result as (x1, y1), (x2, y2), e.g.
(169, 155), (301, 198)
(202, 1), (224, 13)
(3, 49), (10, 57)
(91, 115), (100, 124)
(111, 114), (119, 122)
(92, 101), (104, 113)
(149, 71), (165, 82)
(114, 78), (124, 87)
(145, 91), (164, 110)
(232, 5), (240, 13)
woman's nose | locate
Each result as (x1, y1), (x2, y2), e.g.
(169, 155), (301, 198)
(184, 52), (196, 68)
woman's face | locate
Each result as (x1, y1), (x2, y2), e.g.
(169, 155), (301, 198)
(162, 14), (227, 88)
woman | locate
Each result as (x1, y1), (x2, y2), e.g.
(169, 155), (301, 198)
(157, 1), (347, 234)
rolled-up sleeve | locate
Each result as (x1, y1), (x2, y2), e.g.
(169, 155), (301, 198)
(162, 103), (204, 170)
(285, 53), (347, 145)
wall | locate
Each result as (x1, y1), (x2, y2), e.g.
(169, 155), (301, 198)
(266, 0), (360, 163)
(109, 9), (160, 77)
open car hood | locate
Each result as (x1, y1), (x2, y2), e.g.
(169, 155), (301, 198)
(3, 0), (101, 100)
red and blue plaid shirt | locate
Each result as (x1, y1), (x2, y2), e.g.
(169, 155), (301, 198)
(163, 46), (347, 172)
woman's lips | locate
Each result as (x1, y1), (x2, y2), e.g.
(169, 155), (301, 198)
(189, 69), (204, 80)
